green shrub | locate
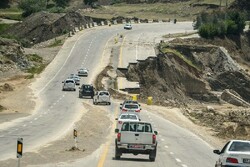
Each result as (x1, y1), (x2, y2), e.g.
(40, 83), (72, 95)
(26, 54), (43, 63)
(199, 23), (218, 39)
(19, 0), (47, 17)
(0, 24), (11, 34)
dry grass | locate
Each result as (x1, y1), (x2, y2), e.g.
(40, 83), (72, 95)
(83, 0), (236, 21)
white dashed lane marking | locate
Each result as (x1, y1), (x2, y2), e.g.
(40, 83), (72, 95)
(170, 152), (174, 155)
(164, 145), (168, 149)
(176, 158), (181, 163)
(182, 164), (188, 167)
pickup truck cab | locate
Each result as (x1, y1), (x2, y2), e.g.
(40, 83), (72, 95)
(93, 90), (111, 105)
(115, 121), (158, 161)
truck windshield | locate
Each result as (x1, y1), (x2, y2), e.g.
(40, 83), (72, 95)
(121, 122), (152, 133)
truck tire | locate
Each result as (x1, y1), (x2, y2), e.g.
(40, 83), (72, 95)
(149, 148), (157, 162)
(115, 139), (122, 160)
(115, 146), (121, 159)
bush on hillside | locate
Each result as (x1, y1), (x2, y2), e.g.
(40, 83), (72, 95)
(19, 0), (47, 17)
(195, 10), (246, 39)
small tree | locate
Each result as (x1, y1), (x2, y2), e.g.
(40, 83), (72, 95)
(19, 0), (47, 17)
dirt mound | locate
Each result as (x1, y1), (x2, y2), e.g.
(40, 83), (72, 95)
(0, 83), (14, 92)
(125, 52), (217, 106)
(4, 11), (93, 45)
(186, 107), (250, 139)
(0, 37), (31, 78)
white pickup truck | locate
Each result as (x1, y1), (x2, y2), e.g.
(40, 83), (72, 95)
(115, 121), (158, 161)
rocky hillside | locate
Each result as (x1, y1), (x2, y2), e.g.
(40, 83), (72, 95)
(124, 33), (250, 106)
(0, 37), (29, 78)
(3, 11), (93, 45)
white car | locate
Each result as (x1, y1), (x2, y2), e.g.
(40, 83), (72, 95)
(93, 90), (111, 105)
(62, 79), (76, 91)
(69, 75), (80, 85)
(115, 113), (140, 131)
(124, 23), (132, 30)
(120, 103), (141, 119)
(213, 140), (250, 167)
(78, 68), (88, 77)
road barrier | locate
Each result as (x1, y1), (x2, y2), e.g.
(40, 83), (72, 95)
(147, 96), (153, 105)
(132, 94), (138, 101)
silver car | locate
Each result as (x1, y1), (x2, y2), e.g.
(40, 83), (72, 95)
(62, 79), (76, 91)
(69, 75), (80, 85)
(78, 68), (88, 77)
(93, 91), (111, 105)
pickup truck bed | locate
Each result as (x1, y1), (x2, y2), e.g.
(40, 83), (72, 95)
(115, 121), (157, 161)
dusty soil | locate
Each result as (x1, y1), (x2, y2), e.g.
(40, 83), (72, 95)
(0, 102), (112, 167)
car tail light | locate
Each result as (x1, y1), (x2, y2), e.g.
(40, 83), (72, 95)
(122, 109), (127, 112)
(117, 133), (121, 142)
(118, 121), (123, 124)
(135, 109), (140, 112)
(152, 134), (156, 144)
(226, 157), (238, 163)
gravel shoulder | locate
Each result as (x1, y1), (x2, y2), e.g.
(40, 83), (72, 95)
(0, 102), (112, 167)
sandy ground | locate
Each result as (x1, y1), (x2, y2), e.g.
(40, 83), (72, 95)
(0, 102), (112, 167)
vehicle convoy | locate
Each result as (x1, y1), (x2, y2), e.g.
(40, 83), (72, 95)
(213, 140), (250, 167)
(78, 68), (88, 77)
(93, 90), (111, 105)
(115, 113), (140, 131)
(79, 84), (94, 98)
(115, 121), (158, 161)
(62, 79), (76, 91)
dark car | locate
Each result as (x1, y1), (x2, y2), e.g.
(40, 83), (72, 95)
(79, 84), (94, 98)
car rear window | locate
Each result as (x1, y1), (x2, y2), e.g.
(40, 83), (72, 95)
(124, 104), (139, 109)
(229, 141), (250, 152)
(121, 122), (152, 133)
(99, 92), (109, 96)
(65, 80), (74, 83)
(120, 115), (138, 120)
(83, 85), (93, 89)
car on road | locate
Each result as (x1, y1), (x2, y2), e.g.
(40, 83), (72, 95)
(124, 23), (132, 30)
(120, 100), (140, 108)
(78, 68), (88, 77)
(79, 84), (94, 98)
(115, 113), (140, 131)
(93, 90), (111, 105)
(120, 103), (141, 118)
(115, 121), (158, 161)
(62, 79), (76, 91)
(69, 75), (80, 85)
(213, 140), (250, 167)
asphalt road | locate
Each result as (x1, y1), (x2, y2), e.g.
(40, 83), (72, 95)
(0, 23), (218, 166)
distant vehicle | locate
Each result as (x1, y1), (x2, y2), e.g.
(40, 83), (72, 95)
(69, 75), (80, 85)
(79, 84), (94, 98)
(120, 100), (140, 108)
(62, 79), (76, 91)
(115, 121), (158, 161)
(213, 140), (250, 167)
(124, 23), (132, 30)
(115, 113), (140, 131)
(78, 68), (88, 77)
(93, 90), (111, 105)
